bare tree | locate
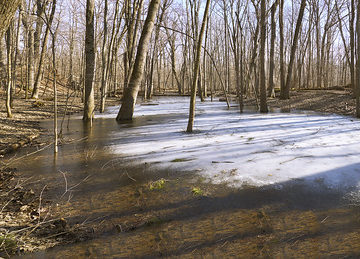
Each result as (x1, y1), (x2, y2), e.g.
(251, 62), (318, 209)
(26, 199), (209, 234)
(268, 0), (278, 97)
(5, 25), (13, 117)
(259, 0), (268, 112)
(117, 0), (161, 121)
(83, 0), (95, 122)
(186, 0), (211, 132)
(32, 0), (56, 99)
(280, 0), (306, 100)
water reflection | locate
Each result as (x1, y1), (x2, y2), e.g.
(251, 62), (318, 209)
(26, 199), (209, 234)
(14, 97), (360, 258)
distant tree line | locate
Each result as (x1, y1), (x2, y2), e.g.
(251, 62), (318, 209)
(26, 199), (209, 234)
(1, 0), (360, 128)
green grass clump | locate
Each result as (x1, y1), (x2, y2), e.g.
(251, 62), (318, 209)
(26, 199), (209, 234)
(0, 234), (17, 255)
(149, 179), (166, 190)
(191, 187), (204, 196)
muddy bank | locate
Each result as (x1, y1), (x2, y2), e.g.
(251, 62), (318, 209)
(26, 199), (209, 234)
(0, 167), (96, 257)
(243, 89), (356, 116)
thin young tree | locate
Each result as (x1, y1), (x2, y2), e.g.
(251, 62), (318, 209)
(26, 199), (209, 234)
(186, 0), (211, 133)
(5, 25), (12, 118)
(280, 0), (306, 100)
(350, 0), (355, 97)
(268, 0), (278, 97)
(116, 0), (161, 121)
(32, 0), (56, 99)
(278, 0), (285, 97)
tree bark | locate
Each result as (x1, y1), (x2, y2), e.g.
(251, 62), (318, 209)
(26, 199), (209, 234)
(5, 26), (12, 118)
(279, 0), (285, 98)
(116, 0), (161, 121)
(356, 0), (360, 117)
(100, 0), (108, 113)
(83, 0), (95, 122)
(0, 0), (21, 35)
(351, 0), (356, 97)
(27, 26), (34, 99)
(259, 0), (268, 112)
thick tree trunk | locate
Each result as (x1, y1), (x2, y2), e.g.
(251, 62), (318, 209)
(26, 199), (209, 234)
(83, 0), (95, 122)
(259, 0), (268, 112)
(356, 0), (360, 117)
(33, 0), (44, 91)
(0, 0), (21, 35)
(186, 0), (211, 133)
(117, 0), (161, 121)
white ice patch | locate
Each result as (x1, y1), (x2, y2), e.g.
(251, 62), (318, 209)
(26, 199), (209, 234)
(103, 97), (360, 189)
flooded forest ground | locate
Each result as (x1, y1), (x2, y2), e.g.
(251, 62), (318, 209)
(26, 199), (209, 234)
(1, 87), (360, 257)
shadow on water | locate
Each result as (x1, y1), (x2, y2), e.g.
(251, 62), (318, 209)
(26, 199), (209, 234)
(13, 97), (360, 258)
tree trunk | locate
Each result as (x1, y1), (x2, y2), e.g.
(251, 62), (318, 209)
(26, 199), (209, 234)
(166, 27), (182, 95)
(279, 0), (285, 98)
(33, 0), (44, 86)
(0, 0), (21, 35)
(52, 16), (58, 154)
(280, 0), (306, 100)
(356, 0), (360, 117)
(186, 0), (211, 133)
(100, 0), (108, 113)
(116, 0), (161, 121)
(83, 0), (95, 122)
(5, 26), (12, 118)
(259, 0), (268, 112)
(351, 0), (356, 97)
(268, 0), (277, 97)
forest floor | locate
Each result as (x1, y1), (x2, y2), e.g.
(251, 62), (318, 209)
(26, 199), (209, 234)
(0, 87), (358, 256)
(243, 89), (356, 116)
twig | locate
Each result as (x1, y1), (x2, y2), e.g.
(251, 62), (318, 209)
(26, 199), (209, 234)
(4, 142), (53, 166)
(321, 216), (329, 223)
(38, 185), (47, 225)
(124, 171), (136, 182)
(279, 155), (313, 165)
(60, 171), (91, 199)
(1, 198), (14, 213)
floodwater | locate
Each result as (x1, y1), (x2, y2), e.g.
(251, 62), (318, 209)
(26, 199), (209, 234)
(13, 97), (360, 258)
